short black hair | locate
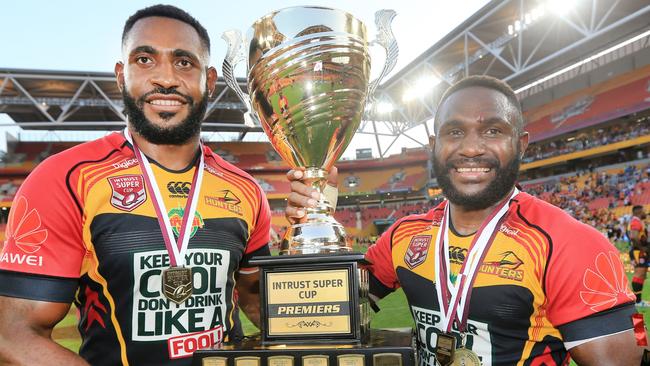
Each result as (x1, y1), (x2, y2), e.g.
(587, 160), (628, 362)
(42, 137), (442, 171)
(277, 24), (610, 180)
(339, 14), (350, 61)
(435, 75), (523, 132)
(122, 4), (210, 55)
(633, 205), (644, 213)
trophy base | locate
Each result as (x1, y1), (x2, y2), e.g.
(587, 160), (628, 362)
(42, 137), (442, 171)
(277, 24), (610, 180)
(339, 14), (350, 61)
(192, 329), (416, 366)
(249, 253), (370, 344)
(281, 212), (350, 255)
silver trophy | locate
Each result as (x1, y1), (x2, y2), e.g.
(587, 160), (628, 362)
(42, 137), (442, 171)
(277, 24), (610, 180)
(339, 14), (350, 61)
(222, 6), (398, 254)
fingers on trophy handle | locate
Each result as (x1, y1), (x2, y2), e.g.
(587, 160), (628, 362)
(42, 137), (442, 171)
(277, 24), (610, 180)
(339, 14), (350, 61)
(221, 29), (257, 128)
(368, 9), (399, 99)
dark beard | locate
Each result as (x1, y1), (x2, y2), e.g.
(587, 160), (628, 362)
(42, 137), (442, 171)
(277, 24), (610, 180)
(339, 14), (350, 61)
(122, 86), (208, 145)
(433, 150), (520, 210)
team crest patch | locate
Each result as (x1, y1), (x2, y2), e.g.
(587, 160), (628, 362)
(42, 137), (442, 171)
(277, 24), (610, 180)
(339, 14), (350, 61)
(405, 235), (432, 269)
(108, 175), (147, 212)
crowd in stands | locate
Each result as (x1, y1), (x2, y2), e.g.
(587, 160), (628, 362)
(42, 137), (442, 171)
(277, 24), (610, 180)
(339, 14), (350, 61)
(523, 118), (649, 163)
(524, 162), (650, 241)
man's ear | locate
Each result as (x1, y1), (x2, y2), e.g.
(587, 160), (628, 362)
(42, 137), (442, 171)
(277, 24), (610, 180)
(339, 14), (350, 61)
(115, 62), (125, 92)
(519, 131), (529, 159)
(207, 66), (218, 97)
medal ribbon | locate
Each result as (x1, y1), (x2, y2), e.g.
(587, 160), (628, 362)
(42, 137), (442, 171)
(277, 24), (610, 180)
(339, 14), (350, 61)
(125, 129), (205, 267)
(434, 188), (519, 333)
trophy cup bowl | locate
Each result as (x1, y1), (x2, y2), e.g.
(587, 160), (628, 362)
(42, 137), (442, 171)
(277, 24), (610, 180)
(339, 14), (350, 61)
(222, 6), (398, 255)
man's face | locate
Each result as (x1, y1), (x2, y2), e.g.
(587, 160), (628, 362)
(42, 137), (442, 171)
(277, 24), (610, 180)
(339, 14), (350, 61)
(431, 86), (528, 210)
(115, 17), (217, 145)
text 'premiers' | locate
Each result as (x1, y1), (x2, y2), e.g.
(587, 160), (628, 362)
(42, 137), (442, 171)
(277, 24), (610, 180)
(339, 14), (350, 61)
(132, 249), (230, 342)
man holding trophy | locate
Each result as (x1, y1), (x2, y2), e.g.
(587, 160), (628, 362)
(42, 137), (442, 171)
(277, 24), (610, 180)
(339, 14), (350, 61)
(287, 75), (647, 365)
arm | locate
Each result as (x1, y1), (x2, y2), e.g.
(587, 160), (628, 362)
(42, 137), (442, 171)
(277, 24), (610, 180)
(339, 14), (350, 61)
(0, 296), (89, 366)
(235, 269), (262, 329)
(569, 329), (643, 365)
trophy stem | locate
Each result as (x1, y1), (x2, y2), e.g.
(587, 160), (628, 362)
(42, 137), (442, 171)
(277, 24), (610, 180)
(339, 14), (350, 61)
(304, 167), (334, 215)
(280, 167), (349, 255)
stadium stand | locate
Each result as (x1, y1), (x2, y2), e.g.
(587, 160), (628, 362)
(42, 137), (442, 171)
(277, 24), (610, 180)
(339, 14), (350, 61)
(2, 47), (650, 246)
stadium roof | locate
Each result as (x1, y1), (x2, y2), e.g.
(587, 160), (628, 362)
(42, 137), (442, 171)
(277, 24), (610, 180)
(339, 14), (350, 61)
(1, 0), (649, 157)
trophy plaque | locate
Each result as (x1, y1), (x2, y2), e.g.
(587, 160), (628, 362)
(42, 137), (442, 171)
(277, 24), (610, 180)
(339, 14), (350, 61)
(199, 6), (414, 366)
(193, 329), (415, 366)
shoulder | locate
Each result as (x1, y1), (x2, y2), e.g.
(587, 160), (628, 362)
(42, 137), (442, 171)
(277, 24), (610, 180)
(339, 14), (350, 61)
(204, 148), (266, 200)
(385, 202), (444, 241)
(512, 192), (605, 244)
(32, 133), (127, 176)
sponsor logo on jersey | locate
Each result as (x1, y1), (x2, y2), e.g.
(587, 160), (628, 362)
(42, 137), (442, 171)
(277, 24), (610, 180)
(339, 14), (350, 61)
(412, 306), (490, 366)
(204, 190), (243, 216)
(108, 175), (147, 212)
(168, 207), (204, 238)
(580, 251), (635, 312)
(168, 326), (223, 359)
(0, 196), (47, 267)
(167, 181), (191, 198)
(405, 235), (432, 269)
(480, 251), (525, 282)
(448, 246), (467, 265)
(112, 158), (139, 170)
(132, 249), (230, 343)
(499, 223), (520, 237)
(204, 164), (223, 177)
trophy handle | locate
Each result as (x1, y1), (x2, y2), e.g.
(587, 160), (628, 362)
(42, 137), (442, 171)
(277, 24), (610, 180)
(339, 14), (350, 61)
(221, 29), (257, 127)
(367, 9), (399, 100)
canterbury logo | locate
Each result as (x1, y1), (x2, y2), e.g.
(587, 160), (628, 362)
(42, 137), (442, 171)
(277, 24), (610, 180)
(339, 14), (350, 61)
(167, 181), (191, 195)
(448, 246), (467, 263)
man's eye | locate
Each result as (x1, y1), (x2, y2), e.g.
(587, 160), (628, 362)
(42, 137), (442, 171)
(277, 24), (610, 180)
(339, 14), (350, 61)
(486, 128), (501, 135)
(136, 56), (151, 64)
(178, 59), (193, 67)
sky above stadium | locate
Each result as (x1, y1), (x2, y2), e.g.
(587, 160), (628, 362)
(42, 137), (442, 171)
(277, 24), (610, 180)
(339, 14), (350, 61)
(0, 0), (489, 157)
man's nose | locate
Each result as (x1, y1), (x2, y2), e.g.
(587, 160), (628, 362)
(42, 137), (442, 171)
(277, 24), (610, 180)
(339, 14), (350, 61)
(458, 132), (486, 157)
(150, 61), (180, 90)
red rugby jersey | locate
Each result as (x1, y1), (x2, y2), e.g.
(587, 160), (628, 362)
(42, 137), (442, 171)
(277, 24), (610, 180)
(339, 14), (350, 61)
(0, 132), (271, 365)
(367, 192), (636, 366)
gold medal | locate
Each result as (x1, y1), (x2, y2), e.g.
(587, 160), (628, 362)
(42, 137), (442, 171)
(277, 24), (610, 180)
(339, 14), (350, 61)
(162, 266), (193, 304)
(452, 347), (481, 366)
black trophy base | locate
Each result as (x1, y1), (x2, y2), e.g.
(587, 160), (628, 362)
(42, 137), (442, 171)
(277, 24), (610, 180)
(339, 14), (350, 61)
(192, 329), (415, 366)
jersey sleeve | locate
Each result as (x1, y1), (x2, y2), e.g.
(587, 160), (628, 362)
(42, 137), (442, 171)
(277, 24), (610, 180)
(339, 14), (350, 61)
(242, 185), (271, 264)
(366, 223), (400, 297)
(545, 219), (636, 342)
(0, 155), (85, 302)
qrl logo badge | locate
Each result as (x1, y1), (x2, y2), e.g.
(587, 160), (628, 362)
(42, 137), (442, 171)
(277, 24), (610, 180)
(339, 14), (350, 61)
(108, 175), (147, 212)
(405, 235), (431, 269)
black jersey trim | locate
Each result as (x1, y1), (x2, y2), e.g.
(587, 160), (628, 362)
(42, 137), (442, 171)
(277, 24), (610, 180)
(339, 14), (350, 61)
(368, 270), (394, 300)
(0, 269), (78, 303)
(514, 201), (554, 295)
(65, 148), (122, 216)
(558, 302), (636, 342)
(241, 244), (271, 266)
